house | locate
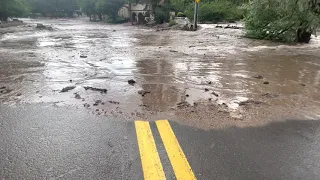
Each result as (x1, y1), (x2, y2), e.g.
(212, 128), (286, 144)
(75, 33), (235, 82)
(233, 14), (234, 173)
(118, 0), (168, 24)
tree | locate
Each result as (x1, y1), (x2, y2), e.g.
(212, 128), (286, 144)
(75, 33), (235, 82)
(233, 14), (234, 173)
(245, 0), (320, 43)
(0, 0), (29, 21)
(95, 0), (126, 22)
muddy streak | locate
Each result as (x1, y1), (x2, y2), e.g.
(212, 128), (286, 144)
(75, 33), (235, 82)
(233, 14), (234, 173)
(0, 18), (319, 129)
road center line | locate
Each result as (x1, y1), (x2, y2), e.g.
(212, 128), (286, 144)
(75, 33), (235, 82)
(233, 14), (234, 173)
(156, 120), (197, 180)
(135, 121), (166, 180)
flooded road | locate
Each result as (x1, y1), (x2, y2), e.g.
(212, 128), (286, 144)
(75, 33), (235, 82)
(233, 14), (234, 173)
(0, 18), (319, 129)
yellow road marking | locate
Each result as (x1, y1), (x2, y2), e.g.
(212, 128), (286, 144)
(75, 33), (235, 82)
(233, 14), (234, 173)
(156, 120), (197, 180)
(135, 121), (166, 180)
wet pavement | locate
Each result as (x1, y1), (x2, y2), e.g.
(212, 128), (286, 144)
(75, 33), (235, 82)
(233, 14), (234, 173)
(0, 18), (319, 129)
(1, 104), (320, 179)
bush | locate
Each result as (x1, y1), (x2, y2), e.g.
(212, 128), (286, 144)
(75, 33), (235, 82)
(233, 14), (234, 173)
(155, 6), (170, 24)
(169, 20), (177, 27)
(244, 0), (320, 43)
(185, 0), (244, 23)
(177, 12), (185, 17)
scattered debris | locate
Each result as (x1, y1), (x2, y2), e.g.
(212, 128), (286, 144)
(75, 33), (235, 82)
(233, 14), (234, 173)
(36, 90), (40, 93)
(36, 23), (46, 29)
(177, 101), (190, 108)
(169, 50), (178, 53)
(138, 90), (151, 97)
(209, 98), (213, 101)
(263, 81), (269, 85)
(113, 30), (116, 32)
(108, 101), (120, 104)
(0, 86), (5, 89)
(16, 93), (22, 96)
(84, 103), (90, 108)
(84, 86), (107, 93)
(80, 55), (87, 58)
(300, 83), (306, 87)
(128, 79), (136, 85)
(93, 100), (102, 106)
(208, 81), (212, 85)
(238, 100), (263, 106)
(189, 45), (195, 48)
(252, 75), (263, 79)
(205, 88), (209, 92)
(262, 93), (279, 98)
(74, 93), (81, 99)
(108, 141), (114, 147)
(96, 109), (99, 111)
(212, 92), (219, 97)
(60, 86), (76, 93)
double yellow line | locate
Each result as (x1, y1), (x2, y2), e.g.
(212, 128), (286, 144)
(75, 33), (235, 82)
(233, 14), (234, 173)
(135, 120), (196, 180)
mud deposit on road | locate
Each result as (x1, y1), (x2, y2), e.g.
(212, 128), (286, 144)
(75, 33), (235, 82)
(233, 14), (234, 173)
(0, 19), (319, 129)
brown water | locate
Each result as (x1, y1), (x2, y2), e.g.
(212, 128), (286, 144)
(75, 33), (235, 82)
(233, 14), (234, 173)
(0, 19), (319, 128)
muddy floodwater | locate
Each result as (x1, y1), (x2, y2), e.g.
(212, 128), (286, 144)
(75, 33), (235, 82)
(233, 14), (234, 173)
(0, 18), (319, 129)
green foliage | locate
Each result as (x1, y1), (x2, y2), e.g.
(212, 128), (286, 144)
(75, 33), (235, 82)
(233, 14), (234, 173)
(96, 0), (126, 22)
(244, 0), (320, 42)
(27, 0), (79, 17)
(169, 19), (177, 26)
(185, 0), (244, 23)
(177, 12), (184, 17)
(155, 6), (170, 24)
(0, 0), (29, 21)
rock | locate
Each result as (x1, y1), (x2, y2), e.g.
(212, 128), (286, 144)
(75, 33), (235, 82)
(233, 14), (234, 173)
(108, 101), (120, 104)
(0, 86), (5, 90)
(205, 88), (209, 92)
(74, 93), (81, 99)
(80, 55), (87, 58)
(262, 93), (279, 98)
(84, 103), (90, 108)
(212, 92), (219, 97)
(263, 81), (269, 85)
(16, 93), (22, 96)
(36, 90), (40, 93)
(138, 90), (150, 97)
(209, 98), (212, 101)
(128, 79), (136, 85)
(216, 25), (223, 28)
(84, 87), (107, 93)
(253, 75), (263, 79)
(36, 23), (46, 29)
(169, 50), (178, 53)
(69, 80), (73, 82)
(186, 94), (190, 97)
(300, 83), (306, 87)
(189, 45), (195, 48)
(208, 81), (212, 85)
(113, 30), (116, 32)
(60, 86), (76, 93)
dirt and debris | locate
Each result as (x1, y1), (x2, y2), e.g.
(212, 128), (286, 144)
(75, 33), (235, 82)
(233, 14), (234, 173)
(108, 101), (120, 104)
(169, 50), (178, 53)
(83, 103), (90, 108)
(262, 93), (279, 98)
(138, 90), (151, 97)
(263, 81), (270, 85)
(16, 93), (22, 96)
(93, 100), (102, 106)
(205, 88), (209, 92)
(74, 93), (82, 99)
(300, 83), (306, 86)
(253, 75), (264, 79)
(60, 86), (76, 93)
(128, 79), (136, 85)
(212, 92), (219, 97)
(238, 100), (264, 106)
(177, 101), (191, 108)
(84, 87), (107, 93)
(80, 55), (87, 58)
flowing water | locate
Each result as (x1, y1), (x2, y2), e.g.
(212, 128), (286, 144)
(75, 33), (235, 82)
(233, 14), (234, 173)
(0, 18), (319, 128)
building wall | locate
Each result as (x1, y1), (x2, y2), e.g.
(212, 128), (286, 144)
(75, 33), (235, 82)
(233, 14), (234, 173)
(118, 3), (152, 20)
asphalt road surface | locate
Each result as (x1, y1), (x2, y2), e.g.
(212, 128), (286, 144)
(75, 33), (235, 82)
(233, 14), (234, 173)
(1, 105), (320, 180)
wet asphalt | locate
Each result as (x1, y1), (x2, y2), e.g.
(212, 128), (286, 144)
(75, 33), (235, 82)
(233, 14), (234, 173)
(1, 104), (320, 180)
